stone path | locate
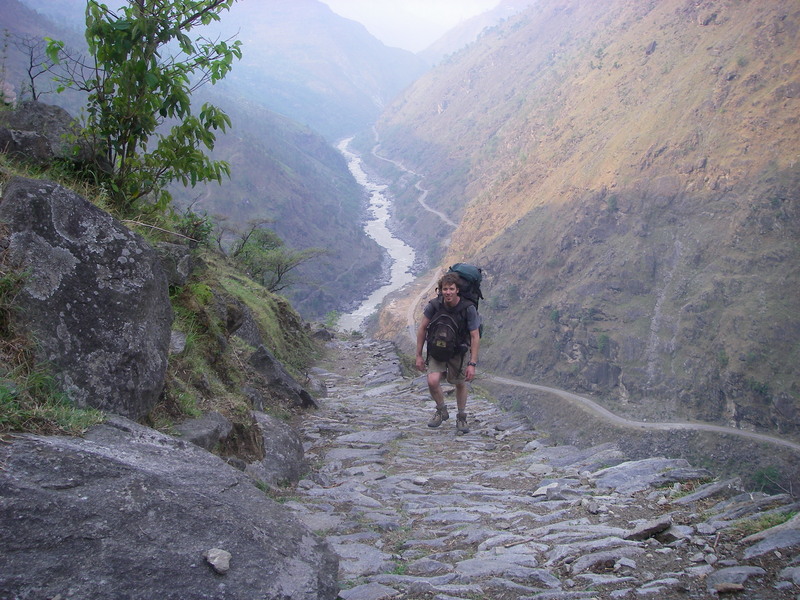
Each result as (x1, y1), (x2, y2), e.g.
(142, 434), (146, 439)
(287, 339), (800, 600)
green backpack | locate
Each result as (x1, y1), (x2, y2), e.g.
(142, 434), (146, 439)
(448, 263), (483, 310)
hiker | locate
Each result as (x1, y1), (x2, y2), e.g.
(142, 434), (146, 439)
(415, 271), (480, 433)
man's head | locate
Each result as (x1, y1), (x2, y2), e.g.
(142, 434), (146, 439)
(438, 272), (461, 306)
(438, 272), (461, 293)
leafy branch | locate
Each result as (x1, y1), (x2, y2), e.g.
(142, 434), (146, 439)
(46, 0), (242, 215)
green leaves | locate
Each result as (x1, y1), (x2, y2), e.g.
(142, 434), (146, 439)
(50, 0), (242, 215)
(231, 226), (327, 293)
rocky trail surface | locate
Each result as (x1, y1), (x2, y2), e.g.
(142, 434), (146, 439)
(288, 338), (800, 600)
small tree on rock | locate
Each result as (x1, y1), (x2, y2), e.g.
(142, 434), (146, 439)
(12, 34), (54, 102)
(47, 0), (242, 215)
(231, 223), (326, 293)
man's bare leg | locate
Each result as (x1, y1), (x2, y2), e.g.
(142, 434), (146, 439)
(427, 371), (450, 427)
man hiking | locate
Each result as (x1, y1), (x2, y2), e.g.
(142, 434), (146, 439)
(415, 271), (480, 433)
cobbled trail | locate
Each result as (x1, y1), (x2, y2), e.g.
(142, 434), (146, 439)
(285, 339), (800, 600)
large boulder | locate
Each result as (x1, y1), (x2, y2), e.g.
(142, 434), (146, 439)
(0, 101), (81, 163)
(0, 176), (172, 419)
(250, 344), (317, 409)
(246, 411), (309, 486)
(0, 416), (339, 600)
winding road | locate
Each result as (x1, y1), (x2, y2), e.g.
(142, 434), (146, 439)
(379, 141), (800, 457)
(402, 273), (800, 454)
(369, 140), (458, 229)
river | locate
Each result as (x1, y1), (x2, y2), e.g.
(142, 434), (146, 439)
(336, 138), (416, 332)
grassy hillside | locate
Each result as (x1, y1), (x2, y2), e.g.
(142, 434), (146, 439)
(0, 145), (324, 463)
(370, 0), (800, 437)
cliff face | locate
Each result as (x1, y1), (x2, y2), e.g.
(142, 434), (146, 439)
(372, 0), (800, 436)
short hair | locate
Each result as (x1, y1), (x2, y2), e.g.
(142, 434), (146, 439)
(437, 272), (461, 291)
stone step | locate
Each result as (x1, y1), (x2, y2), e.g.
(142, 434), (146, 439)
(294, 339), (800, 599)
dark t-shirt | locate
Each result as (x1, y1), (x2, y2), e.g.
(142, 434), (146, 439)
(424, 298), (480, 333)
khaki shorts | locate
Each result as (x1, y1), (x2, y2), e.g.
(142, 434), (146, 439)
(427, 352), (471, 384)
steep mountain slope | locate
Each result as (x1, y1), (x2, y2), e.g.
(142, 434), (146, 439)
(0, 0), (86, 109)
(176, 92), (383, 317)
(371, 0), (800, 438)
(419, 0), (536, 65)
(18, 0), (426, 142)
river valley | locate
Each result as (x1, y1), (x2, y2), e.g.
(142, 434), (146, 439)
(336, 138), (416, 332)
(330, 138), (800, 495)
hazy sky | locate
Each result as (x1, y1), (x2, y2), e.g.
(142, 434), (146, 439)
(321, 0), (500, 52)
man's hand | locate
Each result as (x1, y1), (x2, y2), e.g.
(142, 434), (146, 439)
(415, 356), (427, 372)
(465, 364), (476, 382)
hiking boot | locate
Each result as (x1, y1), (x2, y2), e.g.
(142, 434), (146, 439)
(456, 412), (470, 434)
(428, 405), (449, 428)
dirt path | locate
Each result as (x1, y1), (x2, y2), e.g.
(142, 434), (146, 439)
(369, 141), (458, 229)
(487, 374), (800, 454)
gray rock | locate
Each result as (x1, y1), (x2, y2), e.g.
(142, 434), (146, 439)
(224, 296), (264, 346)
(338, 582), (399, 600)
(591, 458), (691, 493)
(246, 411), (308, 486)
(529, 443), (625, 471)
(706, 566), (767, 592)
(336, 430), (404, 445)
(250, 344), (317, 408)
(0, 416), (339, 600)
(569, 546), (647, 575)
(332, 542), (394, 577)
(173, 411), (233, 451)
(779, 566), (800, 585)
(624, 515), (673, 540)
(649, 466), (715, 487)
(406, 557), (452, 576)
(455, 557), (544, 579)
(0, 101), (82, 163)
(242, 384), (267, 411)
(0, 128), (53, 164)
(203, 547), (232, 574)
(742, 528), (800, 560)
(656, 524), (693, 544)
(741, 512), (800, 542)
(707, 493), (798, 522)
(170, 329), (188, 354)
(672, 477), (743, 505)
(547, 536), (640, 566)
(0, 177), (172, 419)
(154, 241), (194, 286)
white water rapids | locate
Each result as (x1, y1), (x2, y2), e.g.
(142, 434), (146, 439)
(335, 138), (416, 332)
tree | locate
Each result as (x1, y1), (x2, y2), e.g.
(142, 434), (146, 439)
(12, 34), (53, 101)
(47, 0), (242, 214)
(231, 223), (326, 293)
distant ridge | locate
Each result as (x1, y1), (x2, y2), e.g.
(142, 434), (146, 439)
(419, 0), (536, 65)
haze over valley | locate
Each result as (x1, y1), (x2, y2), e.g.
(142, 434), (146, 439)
(4, 2), (800, 597)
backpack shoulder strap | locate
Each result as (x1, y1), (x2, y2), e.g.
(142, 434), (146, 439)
(428, 296), (444, 316)
(452, 299), (475, 339)
(454, 298), (474, 317)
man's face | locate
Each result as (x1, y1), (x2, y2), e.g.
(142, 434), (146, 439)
(441, 283), (459, 305)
